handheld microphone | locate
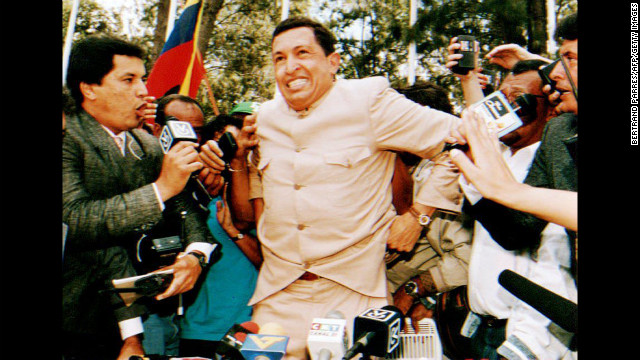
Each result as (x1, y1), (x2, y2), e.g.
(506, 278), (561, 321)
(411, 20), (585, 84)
(443, 90), (525, 153)
(307, 310), (348, 360)
(158, 118), (213, 207)
(159, 117), (199, 153)
(498, 270), (577, 333)
(240, 322), (289, 360)
(343, 305), (402, 360)
(216, 321), (260, 359)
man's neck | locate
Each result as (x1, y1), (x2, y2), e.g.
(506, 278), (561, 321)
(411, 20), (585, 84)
(82, 103), (124, 135)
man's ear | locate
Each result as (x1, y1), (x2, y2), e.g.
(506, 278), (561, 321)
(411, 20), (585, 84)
(79, 82), (97, 101)
(328, 52), (341, 75)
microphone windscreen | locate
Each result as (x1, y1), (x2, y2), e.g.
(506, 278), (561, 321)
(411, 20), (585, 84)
(259, 322), (287, 335)
(498, 270), (577, 333)
(240, 321), (260, 334)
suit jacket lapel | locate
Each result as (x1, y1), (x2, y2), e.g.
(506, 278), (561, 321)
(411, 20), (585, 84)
(76, 111), (130, 187)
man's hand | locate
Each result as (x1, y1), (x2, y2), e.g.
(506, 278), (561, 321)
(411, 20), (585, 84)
(197, 167), (225, 197)
(117, 335), (144, 360)
(392, 287), (415, 317)
(155, 142), (203, 201)
(216, 187), (240, 237)
(235, 114), (259, 160)
(199, 140), (227, 172)
(136, 96), (158, 123)
(449, 110), (520, 201)
(155, 252), (202, 301)
(485, 44), (551, 70)
(446, 37), (484, 81)
(407, 303), (433, 333)
(386, 212), (422, 252)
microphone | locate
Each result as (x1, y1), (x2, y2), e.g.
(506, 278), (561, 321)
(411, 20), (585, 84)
(498, 270), (577, 333)
(159, 117), (199, 153)
(307, 310), (348, 360)
(343, 305), (402, 359)
(216, 321), (260, 359)
(240, 322), (289, 360)
(157, 118), (213, 207)
(443, 90), (525, 154)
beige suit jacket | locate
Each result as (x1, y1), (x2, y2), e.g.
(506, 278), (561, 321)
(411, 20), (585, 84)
(249, 77), (460, 305)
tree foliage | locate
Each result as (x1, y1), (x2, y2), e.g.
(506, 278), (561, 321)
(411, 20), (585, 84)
(63, 0), (577, 116)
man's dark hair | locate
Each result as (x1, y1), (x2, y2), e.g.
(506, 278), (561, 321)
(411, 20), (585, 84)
(66, 35), (145, 106)
(511, 59), (551, 76)
(199, 114), (243, 144)
(395, 80), (453, 114)
(155, 94), (205, 126)
(273, 17), (336, 55)
(555, 12), (578, 41)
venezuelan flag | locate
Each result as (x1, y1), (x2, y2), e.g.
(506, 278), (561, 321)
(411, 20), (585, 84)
(146, 0), (206, 101)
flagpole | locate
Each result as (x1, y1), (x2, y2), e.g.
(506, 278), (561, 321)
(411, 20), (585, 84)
(197, 51), (220, 116)
(407, 0), (417, 85)
(63, 0), (80, 86)
(166, 0), (178, 41)
(281, 0), (289, 21)
(546, 0), (557, 56)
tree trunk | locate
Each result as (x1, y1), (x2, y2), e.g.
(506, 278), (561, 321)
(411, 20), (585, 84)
(198, 0), (226, 58)
(152, 0), (171, 63)
(527, 0), (547, 55)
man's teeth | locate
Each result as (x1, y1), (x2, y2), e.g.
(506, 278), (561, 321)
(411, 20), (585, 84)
(288, 79), (307, 88)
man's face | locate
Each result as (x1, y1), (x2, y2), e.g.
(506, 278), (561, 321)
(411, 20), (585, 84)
(272, 27), (340, 111)
(82, 55), (148, 134)
(164, 100), (205, 143)
(498, 71), (551, 151)
(550, 39), (578, 114)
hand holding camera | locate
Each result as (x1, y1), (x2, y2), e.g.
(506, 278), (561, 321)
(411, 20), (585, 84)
(449, 35), (479, 75)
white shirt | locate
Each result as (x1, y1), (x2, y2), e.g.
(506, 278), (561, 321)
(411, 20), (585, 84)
(461, 142), (577, 359)
(462, 142), (540, 318)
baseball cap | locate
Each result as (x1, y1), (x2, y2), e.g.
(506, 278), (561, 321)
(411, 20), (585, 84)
(229, 102), (260, 115)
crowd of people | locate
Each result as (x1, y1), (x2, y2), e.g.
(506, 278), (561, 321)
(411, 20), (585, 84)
(62, 11), (578, 360)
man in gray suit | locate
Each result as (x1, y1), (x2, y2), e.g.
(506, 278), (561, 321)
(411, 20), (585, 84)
(62, 35), (218, 360)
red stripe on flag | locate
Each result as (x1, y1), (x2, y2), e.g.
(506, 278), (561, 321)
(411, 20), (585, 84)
(146, 41), (196, 99)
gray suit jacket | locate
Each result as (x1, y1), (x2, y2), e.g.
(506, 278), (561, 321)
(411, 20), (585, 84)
(62, 110), (215, 337)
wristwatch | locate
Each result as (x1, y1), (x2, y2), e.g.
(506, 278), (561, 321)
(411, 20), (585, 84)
(419, 295), (437, 311)
(404, 280), (421, 299)
(187, 251), (208, 268)
(231, 233), (245, 242)
(408, 206), (432, 226)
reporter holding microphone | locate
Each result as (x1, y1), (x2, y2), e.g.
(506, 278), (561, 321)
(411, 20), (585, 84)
(62, 35), (217, 360)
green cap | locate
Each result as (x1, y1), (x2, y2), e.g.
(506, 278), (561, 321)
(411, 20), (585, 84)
(229, 102), (260, 115)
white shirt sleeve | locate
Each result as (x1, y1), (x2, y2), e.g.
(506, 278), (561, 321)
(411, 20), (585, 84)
(151, 182), (166, 211)
(184, 242), (217, 263)
(118, 316), (144, 340)
(458, 174), (483, 205)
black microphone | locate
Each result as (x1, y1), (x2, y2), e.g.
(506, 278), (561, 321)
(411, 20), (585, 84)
(216, 321), (260, 359)
(158, 118), (213, 207)
(498, 270), (577, 333)
(343, 305), (402, 359)
(158, 117), (199, 153)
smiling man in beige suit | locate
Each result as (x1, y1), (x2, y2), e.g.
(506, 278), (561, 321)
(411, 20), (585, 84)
(242, 17), (462, 359)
